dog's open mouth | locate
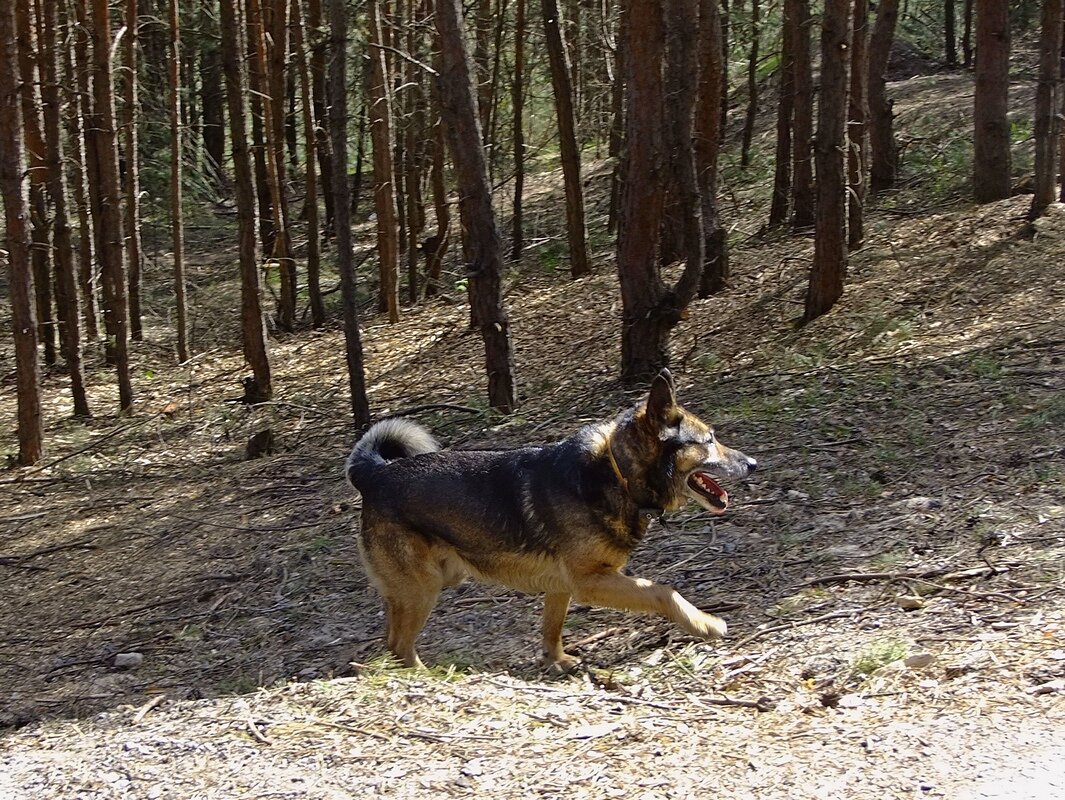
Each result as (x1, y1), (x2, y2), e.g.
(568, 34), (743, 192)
(687, 471), (729, 512)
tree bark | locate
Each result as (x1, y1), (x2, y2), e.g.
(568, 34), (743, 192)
(1028, 0), (1063, 219)
(542, 0), (591, 277)
(306, 0), (334, 233)
(122, 0), (145, 341)
(87, 0), (134, 411)
(16, 0), (56, 368)
(62, 0), (98, 343)
(962, 0), (973, 66)
(328, 0), (371, 424)
(291, 0), (325, 327)
(696, 0), (728, 297)
(511, 0), (526, 259)
(168, 0), (189, 361)
(740, 0), (761, 167)
(868, 0), (900, 194)
(848, 0), (869, 249)
(219, 0), (272, 402)
(972, 0), (1011, 203)
(200, 1), (226, 188)
(367, 0), (401, 322)
(803, 0), (852, 324)
(40, 0), (90, 415)
(1, 0), (44, 462)
(945, 0), (958, 65)
(426, 57), (451, 295)
(770, 0), (797, 226)
(791, 0), (815, 227)
(607, 2), (628, 233)
(434, 0), (518, 412)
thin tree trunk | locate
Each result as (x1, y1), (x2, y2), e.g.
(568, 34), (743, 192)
(945, 0), (958, 65)
(87, 0), (134, 411)
(40, 0), (90, 415)
(1029, 0), (1063, 219)
(122, 0), (145, 341)
(791, 0), (815, 227)
(848, 0), (869, 249)
(404, 1), (426, 305)
(351, 103), (367, 218)
(740, 0), (761, 167)
(1, 0), (44, 462)
(972, 0), (1011, 203)
(770, 0), (797, 226)
(696, 0), (728, 297)
(246, 7), (274, 257)
(16, 1), (56, 368)
(434, 0), (517, 412)
(426, 54), (451, 296)
(607, 2), (627, 233)
(542, 0), (591, 277)
(63, 0), (98, 342)
(292, 0), (325, 327)
(200, 1), (227, 188)
(219, 0), (272, 402)
(511, 0), (526, 259)
(962, 0), (973, 66)
(868, 0), (900, 194)
(803, 0), (852, 324)
(307, 0), (335, 233)
(328, 0), (371, 423)
(367, 0), (401, 322)
(169, 0), (189, 361)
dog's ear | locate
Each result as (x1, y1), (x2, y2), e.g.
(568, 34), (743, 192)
(646, 369), (677, 426)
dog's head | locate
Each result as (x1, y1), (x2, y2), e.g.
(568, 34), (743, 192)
(613, 369), (757, 513)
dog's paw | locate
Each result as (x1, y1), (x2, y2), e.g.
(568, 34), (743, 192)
(688, 612), (727, 640)
(542, 652), (582, 674)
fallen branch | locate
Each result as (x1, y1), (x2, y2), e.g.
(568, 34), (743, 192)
(734, 608), (864, 649)
(132, 694), (167, 724)
(795, 564), (1008, 589)
(0, 539), (98, 566)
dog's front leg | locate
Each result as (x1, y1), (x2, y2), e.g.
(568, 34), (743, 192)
(541, 592), (581, 672)
(572, 571), (727, 640)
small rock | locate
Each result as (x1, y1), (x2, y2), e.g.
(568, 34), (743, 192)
(896, 594), (926, 611)
(112, 652), (143, 670)
(899, 497), (943, 511)
(1028, 678), (1065, 696)
(904, 653), (935, 669)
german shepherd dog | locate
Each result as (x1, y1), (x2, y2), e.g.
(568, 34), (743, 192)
(345, 370), (756, 670)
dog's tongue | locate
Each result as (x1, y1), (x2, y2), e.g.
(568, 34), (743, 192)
(689, 471), (729, 511)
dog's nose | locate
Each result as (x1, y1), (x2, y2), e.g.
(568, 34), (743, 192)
(746, 457), (758, 473)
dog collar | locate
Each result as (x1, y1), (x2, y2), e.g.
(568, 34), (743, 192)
(605, 436), (631, 497)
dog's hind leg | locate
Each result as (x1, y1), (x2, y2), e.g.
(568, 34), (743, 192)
(572, 571), (727, 640)
(541, 593), (580, 672)
(384, 583), (440, 669)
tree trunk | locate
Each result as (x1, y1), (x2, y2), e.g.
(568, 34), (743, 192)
(62, 0), (98, 343)
(403, 1), (426, 306)
(848, 0), (869, 249)
(791, 0), (815, 227)
(511, 0), (526, 259)
(292, 0), (325, 327)
(426, 61), (451, 296)
(1, 0), (44, 462)
(434, 0), (518, 412)
(542, 0), (591, 277)
(740, 0), (760, 167)
(962, 0), (974, 66)
(945, 0), (958, 65)
(868, 0), (900, 194)
(247, 0), (296, 330)
(607, 2), (628, 234)
(617, 0), (670, 381)
(219, 0), (272, 402)
(972, 0), (1011, 203)
(122, 0), (145, 341)
(40, 0), (90, 415)
(803, 0), (852, 324)
(328, 0), (371, 424)
(200, 2), (226, 188)
(696, 0), (728, 297)
(367, 0), (401, 323)
(87, 0), (134, 411)
(306, 0), (335, 233)
(770, 0), (797, 226)
(1028, 0), (1062, 218)
(16, 1), (56, 368)
(168, 0), (189, 361)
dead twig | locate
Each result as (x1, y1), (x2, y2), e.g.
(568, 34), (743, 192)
(131, 694), (168, 723)
(795, 564), (1009, 589)
(734, 608), (865, 648)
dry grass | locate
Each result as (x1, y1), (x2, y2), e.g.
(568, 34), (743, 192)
(2, 62), (1064, 799)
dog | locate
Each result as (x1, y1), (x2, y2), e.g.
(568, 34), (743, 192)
(345, 369), (756, 670)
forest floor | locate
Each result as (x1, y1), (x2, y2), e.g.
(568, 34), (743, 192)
(2, 57), (1065, 798)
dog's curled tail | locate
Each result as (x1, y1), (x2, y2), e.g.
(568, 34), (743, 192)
(345, 418), (439, 490)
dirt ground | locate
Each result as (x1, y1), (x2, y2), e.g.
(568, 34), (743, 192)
(2, 63), (1064, 797)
